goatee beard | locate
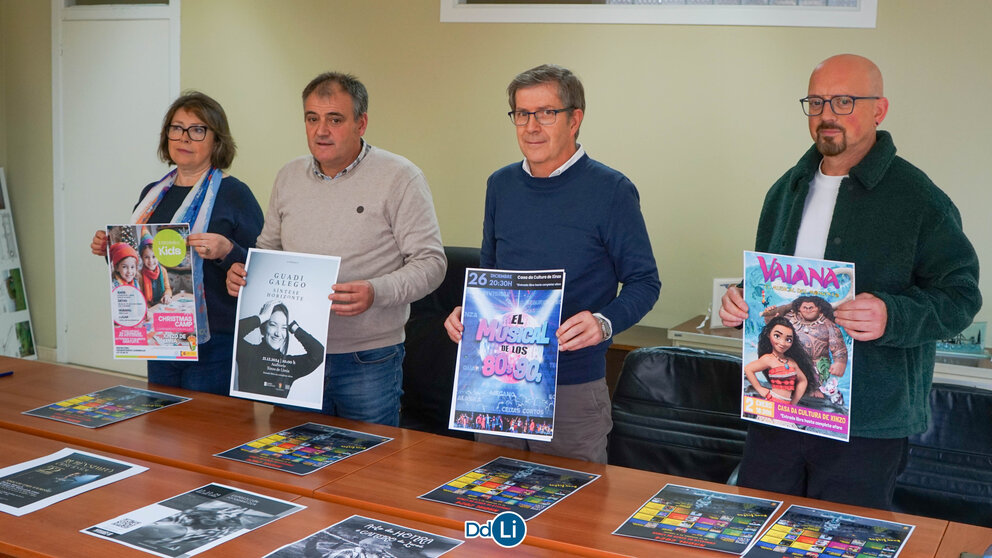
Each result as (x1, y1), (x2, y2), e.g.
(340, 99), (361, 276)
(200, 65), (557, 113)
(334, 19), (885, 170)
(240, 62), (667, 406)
(815, 124), (846, 156)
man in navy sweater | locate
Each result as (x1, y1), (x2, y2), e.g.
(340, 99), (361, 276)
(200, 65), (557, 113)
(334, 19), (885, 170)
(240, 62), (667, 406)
(444, 64), (660, 462)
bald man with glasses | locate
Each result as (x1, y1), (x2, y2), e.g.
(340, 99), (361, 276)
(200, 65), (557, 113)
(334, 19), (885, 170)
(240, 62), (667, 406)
(721, 54), (980, 510)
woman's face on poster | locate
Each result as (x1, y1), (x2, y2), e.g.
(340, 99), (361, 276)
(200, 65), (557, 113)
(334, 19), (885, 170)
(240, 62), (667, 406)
(264, 310), (288, 350)
(769, 324), (794, 356)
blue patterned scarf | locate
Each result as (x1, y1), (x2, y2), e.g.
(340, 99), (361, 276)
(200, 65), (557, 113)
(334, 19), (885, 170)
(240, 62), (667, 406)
(131, 167), (222, 344)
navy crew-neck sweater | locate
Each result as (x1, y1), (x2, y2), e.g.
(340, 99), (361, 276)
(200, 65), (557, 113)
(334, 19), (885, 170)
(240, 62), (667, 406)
(482, 154), (660, 385)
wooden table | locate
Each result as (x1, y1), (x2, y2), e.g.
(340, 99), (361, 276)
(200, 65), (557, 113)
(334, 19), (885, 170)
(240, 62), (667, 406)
(226, 496), (579, 557)
(0, 357), (963, 557)
(313, 435), (948, 557)
(0, 429), (563, 557)
(935, 521), (992, 557)
(0, 356), (430, 497)
(0, 429), (297, 557)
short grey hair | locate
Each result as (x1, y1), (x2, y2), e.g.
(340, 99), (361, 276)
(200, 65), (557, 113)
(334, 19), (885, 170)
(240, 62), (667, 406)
(301, 72), (368, 120)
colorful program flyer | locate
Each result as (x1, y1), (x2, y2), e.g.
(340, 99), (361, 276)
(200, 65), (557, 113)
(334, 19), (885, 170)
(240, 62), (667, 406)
(215, 423), (391, 475)
(744, 504), (914, 558)
(23, 385), (190, 428)
(83, 483), (304, 558)
(263, 515), (463, 558)
(0, 448), (146, 516)
(449, 268), (564, 441)
(107, 224), (197, 360)
(419, 456), (598, 520)
(231, 248), (340, 410)
(613, 484), (781, 554)
(742, 251), (855, 441)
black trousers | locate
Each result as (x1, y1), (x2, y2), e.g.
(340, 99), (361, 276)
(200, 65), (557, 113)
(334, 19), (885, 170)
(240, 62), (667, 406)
(738, 423), (909, 510)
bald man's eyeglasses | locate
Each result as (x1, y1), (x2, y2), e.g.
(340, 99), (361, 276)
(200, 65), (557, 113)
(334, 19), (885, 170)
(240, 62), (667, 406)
(800, 95), (880, 116)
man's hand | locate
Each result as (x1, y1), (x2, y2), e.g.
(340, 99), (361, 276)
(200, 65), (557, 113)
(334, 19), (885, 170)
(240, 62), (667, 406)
(90, 230), (107, 256)
(834, 292), (887, 341)
(226, 262), (247, 297)
(330, 280), (375, 317)
(719, 286), (749, 327)
(444, 306), (464, 343)
(557, 311), (603, 352)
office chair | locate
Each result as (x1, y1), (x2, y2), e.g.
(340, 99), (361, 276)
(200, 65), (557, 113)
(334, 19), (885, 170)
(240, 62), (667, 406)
(608, 346), (748, 483)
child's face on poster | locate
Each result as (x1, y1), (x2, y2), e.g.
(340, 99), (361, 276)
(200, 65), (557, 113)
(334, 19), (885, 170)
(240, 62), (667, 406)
(117, 257), (137, 283)
(141, 246), (158, 271)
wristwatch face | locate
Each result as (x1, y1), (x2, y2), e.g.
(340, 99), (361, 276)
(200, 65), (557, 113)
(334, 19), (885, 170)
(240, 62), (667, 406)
(597, 316), (611, 340)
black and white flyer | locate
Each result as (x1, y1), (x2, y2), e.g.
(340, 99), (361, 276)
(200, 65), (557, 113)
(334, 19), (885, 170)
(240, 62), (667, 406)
(262, 515), (463, 558)
(83, 483), (305, 558)
(231, 248), (340, 410)
(0, 448), (146, 516)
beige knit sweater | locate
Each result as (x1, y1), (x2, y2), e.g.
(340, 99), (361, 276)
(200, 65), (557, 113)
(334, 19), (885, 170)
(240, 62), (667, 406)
(256, 147), (446, 353)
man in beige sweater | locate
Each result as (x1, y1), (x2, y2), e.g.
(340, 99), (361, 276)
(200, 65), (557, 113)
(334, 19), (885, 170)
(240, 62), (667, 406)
(227, 72), (446, 426)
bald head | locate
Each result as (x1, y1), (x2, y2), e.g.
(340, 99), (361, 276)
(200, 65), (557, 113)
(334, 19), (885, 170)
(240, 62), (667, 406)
(810, 54), (884, 97)
(805, 54), (889, 175)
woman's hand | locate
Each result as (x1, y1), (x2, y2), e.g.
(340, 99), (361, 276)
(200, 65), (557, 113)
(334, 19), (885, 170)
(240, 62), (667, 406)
(258, 300), (278, 323)
(90, 230), (108, 256)
(188, 232), (233, 261)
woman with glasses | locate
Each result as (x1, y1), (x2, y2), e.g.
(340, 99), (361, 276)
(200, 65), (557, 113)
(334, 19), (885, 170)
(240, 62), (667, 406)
(90, 91), (264, 394)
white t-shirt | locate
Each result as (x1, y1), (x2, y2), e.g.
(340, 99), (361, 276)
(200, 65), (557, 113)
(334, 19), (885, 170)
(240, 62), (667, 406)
(794, 163), (845, 259)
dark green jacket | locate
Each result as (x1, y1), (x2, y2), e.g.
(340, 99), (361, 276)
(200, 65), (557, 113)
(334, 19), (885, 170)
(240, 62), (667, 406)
(756, 131), (981, 438)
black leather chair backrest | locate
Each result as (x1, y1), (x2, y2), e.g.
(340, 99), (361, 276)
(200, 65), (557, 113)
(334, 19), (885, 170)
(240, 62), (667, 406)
(893, 382), (992, 527)
(400, 246), (479, 438)
(608, 346), (747, 483)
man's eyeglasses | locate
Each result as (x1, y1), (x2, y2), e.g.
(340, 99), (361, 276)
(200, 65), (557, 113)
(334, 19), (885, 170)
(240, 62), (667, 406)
(167, 124), (209, 141)
(508, 108), (573, 126)
(800, 95), (880, 116)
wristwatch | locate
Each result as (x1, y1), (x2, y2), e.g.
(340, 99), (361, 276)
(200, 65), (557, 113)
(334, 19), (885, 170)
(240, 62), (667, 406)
(593, 313), (612, 342)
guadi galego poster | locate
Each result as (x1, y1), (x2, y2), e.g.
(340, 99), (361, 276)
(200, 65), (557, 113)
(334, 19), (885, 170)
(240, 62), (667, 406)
(449, 268), (564, 441)
(741, 251), (855, 441)
(231, 248), (339, 410)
